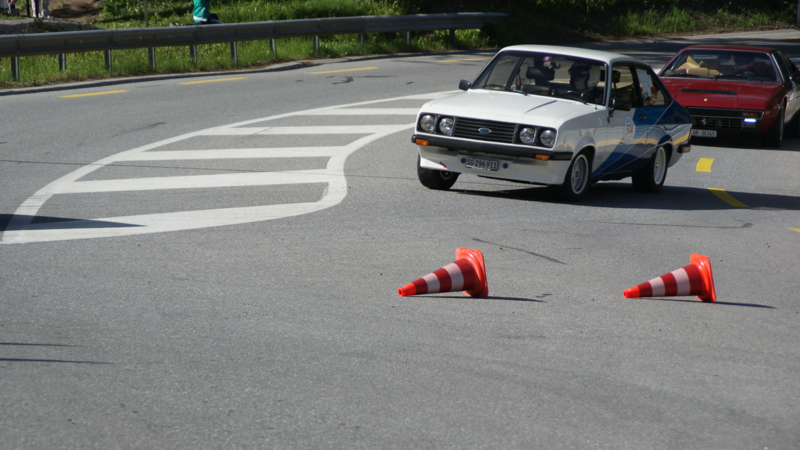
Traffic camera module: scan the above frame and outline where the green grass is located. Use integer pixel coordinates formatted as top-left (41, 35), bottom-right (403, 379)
top-left (0, 0), bottom-right (794, 88)
top-left (0, 29), bottom-right (487, 88)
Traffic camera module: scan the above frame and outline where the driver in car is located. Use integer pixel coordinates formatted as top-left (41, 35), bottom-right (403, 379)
top-left (733, 53), bottom-right (756, 75)
top-left (568, 63), bottom-right (604, 104)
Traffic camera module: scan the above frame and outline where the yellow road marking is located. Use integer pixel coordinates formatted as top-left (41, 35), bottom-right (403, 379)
top-left (790, 228), bottom-right (800, 233)
top-left (607, 47), bottom-right (652, 52)
top-left (439, 57), bottom-right (492, 62)
top-left (728, 38), bottom-right (800, 43)
top-left (708, 188), bottom-right (748, 208)
top-left (180, 77), bottom-right (246, 85)
top-left (696, 158), bottom-right (714, 172)
top-left (60, 90), bottom-right (128, 98)
top-left (309, 67), bottom-right (378, 75)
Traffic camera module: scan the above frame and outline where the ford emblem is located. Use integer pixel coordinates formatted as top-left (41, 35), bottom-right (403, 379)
top-left (478, 128), bottom-right (492, 134)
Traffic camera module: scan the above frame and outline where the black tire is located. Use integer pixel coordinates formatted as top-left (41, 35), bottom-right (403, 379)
top-left (632, 145), bottom-right (668, 193)
top-left (417, 154), bottom-right (459, 190)
top-left (549, 151), bottom-right (591, 201)
top-left (763, 103), bottom-right (785, 148)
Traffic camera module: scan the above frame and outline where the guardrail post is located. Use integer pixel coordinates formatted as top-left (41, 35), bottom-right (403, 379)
top-left (189, 45), bottom-right (197, 64)
top-left (11, 56), bottom-right (19, 81)
top-left (104, 50), bottom-right (112, 71)
top-left (405, 31), bottom-right (410, 47)
top-left (449, 29), bottom-right (455, 46)
top-left (358, 33), bottom-right (364, 47)
top-left (269, 39), bottom-right (276, 58)
top-left (797, 0), bottom-right (800, 25)
top-left (58, 53), bottom-right (66, 73)
top-left (148, 47), bottom-right (156, 70)
top-left (230, 41), bottom-right (238, 65)
top-left (313, 36), bottom-right (319, 53)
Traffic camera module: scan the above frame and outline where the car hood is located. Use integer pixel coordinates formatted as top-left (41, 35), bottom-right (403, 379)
top-left (662, 78), bottom-right (780, 110)
top-left (420, 90), bottom-right (600, 127)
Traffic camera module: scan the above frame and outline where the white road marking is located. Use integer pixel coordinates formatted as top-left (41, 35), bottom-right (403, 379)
top-left (299, 108), bottom-right (420, 115)
top-left (53, 170), bottom-right (339, 194)
top-left (116, 147), bottom-right (351, 161)
top-left (2, 91), bottom-right (458, 244)
top-left (202, 124), bottom-right (412, 136)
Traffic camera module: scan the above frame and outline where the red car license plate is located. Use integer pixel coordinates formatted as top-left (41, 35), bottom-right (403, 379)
top-left (691, 129), bottom-right (717, 138)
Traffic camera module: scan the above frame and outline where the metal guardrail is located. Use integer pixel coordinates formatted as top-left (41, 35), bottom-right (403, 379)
top-left (0, 12), bottom-right (506, 81)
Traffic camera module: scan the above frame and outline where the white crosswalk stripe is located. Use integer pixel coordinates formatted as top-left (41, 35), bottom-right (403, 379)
top-left (2, 91), bottom-right (457, 244)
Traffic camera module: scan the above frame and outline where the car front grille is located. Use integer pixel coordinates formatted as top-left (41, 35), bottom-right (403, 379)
top-left (691, 116), bottom-right (743, 129)
top-left (453, 118), bottom-right (517, 143)
top-left (687, 107), bottom-right (761, 130)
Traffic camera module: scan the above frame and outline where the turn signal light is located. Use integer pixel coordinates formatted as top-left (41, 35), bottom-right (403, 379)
top-left (415, 138), bottom-right (429, 146)
top-left (534, 154), bottom-right (550, 161)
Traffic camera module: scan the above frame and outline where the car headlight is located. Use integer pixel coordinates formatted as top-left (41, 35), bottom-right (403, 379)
top-left (519, 127), bottom-right (536, 145)
top-left (539, 129), bottom-right (556, 148)
top-left (439, 117), bottom-right (455, 135)
top-left (419, 114), bottom-right (436, 133)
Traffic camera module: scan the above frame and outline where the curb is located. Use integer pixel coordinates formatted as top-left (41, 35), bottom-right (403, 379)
top-left (0, 48), bottom-right (498, 96)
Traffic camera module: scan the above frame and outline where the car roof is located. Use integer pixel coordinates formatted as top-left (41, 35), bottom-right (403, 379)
top-left (676, 44), bottom-right (777, 54)
top-left (498, 44), bottom-right (646, 66)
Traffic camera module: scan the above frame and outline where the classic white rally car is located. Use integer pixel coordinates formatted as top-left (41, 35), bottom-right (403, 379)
top-left (412, 45), bottom-right (693, 200)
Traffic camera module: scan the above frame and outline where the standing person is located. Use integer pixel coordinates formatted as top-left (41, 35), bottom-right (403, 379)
top-left (31, 0), bottom-right (49, 17)
top-left (193, 0), bottom-right (221, 24)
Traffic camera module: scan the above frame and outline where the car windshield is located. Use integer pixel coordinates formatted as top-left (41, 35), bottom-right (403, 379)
top-left (661, 50), bottom-right (778, 82)
top-left (472, 51), bottom-right (608, 105)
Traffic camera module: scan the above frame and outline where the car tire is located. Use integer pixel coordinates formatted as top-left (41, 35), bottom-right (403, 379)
top-left (632, 145), bottom-right (668, 193)
top-left (417, 154), bottom-right (459, 190)
top-left (549, 150), bottom-right (590, 201)
top-left (763, 103), bottom-right (785, 148)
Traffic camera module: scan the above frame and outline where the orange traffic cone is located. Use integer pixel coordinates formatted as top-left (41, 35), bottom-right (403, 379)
top-left (624, 253), bottom-right (716, 303)
top-left (398, 247), bottom-right (489, 298)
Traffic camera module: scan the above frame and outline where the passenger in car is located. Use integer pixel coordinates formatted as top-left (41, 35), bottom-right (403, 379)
top-left (568, 63), bottom-right (604, 104)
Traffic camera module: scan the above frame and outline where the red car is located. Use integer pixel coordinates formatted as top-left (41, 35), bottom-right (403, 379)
top-left (658, 45), bottom-right (800, 147)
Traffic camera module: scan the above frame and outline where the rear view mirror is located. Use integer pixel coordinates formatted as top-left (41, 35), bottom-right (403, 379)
top-left (459, 79), bottom-right (471, 91)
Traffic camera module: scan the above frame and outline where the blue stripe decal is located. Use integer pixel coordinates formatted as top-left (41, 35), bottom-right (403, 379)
top-left (593, 103), bottom-right (673, 177)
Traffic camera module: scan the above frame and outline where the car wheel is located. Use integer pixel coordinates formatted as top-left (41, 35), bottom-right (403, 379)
top-left (632, 145), bottom-right (668, 193)
top-left (763, 103), bottom-right (785, 148)
top-left (417, 154), bottom-right (459, 190)
top-left (549, 151), bottom-right (590, 201)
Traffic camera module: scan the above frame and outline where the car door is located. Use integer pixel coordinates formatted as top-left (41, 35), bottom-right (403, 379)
top-left (774, 51), bottom-right (800, 121)
top-left (634, 65), bottom-right (672, 160)
top-left (593, 64), bottom-right (645, 179)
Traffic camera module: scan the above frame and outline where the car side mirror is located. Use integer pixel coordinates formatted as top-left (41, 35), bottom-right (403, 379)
top-left (611, 98), bottom-right (631, 111)
top-left (459, 79), bottom-right (471, 91)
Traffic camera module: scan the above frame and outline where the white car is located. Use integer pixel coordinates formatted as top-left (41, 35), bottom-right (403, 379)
top-left (412, 45), bottom-right (693, 200)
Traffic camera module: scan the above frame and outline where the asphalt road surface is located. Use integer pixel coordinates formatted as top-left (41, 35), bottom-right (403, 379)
top-left (1, 29), bottom-right (799, 449)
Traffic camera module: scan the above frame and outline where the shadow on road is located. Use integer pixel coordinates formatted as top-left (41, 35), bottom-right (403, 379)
top-left (632, 297), bottom-right (776, 308)
top-left (0, 214), bottom-right (141, 233)
top-left (453, 184), bottom-right (800, 212)
top-left (412, 295), bottom-right (547, 303)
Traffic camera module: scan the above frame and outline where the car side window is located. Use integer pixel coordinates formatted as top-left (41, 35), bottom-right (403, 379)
top-left (774, 53), bottom-right (791, 82)
top-left (774, 52), bottom-right (799, 84)
top-left (635, 67), bottom-right (668, 107)
top-left (611, 65), bottom-right (642, 107)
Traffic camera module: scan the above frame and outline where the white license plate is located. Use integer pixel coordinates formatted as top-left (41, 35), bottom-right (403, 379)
top-left (692, 129), bottom-right (717, 138)
top-left (463, 157), bottom-right (499, 171)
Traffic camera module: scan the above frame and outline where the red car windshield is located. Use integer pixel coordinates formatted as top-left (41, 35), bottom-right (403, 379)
top-left (661, 50), bottom-right (778, 83)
